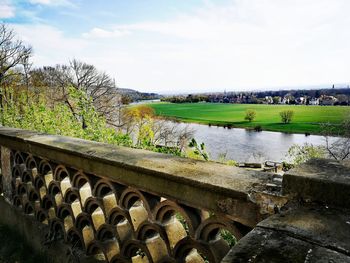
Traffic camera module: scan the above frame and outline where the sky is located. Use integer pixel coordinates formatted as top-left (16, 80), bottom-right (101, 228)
top-left (0, 0), bottom-right (349, 94)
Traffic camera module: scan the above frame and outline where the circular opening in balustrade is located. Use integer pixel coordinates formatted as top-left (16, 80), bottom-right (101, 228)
top-left (29, 190), bottom-right (39, 202)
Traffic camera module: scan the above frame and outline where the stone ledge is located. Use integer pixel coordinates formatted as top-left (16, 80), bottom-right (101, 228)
top-left (283, 159), bottom-right (350, 208)
top-left (0, 127), bottom-right (284, 227)
top-left (223, 204), bottom-right (350, 263)
top-left (258, 204), bottom-right (350, 255)
top-left (222, 227), bottom-right (350, 263)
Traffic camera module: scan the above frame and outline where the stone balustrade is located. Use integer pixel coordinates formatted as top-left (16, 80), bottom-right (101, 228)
top-left (0, 127), bottom-right (286, 263)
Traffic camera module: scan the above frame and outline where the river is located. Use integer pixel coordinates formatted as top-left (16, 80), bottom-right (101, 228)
top-left (171, 122), bottom-right (334, 162)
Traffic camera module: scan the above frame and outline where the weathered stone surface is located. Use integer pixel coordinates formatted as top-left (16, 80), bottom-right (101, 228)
top-left (283, 159), bottom-right (350, 208)
top-left (258, 204), bottom-right (350, 255)
top-left (223, 203), bottom-right (350, 263)
top-left (0, 146), bottom-right (12, 200)
top-left (222, 227), bottom-right (350, 263)
top-left (3, 127), bottom-right (350, 263)
top-left (0, 196), bottom-right (99, 263)
top-left (0, 127), bottom-right (285, 227)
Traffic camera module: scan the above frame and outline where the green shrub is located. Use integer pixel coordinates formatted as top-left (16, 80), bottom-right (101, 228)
top-left (244, 109), bottom-right (256, 122)
top-left (279, 110), bottom-right (294, 124)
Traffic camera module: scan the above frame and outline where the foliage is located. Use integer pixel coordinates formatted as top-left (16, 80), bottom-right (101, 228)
top-left (0, 88), bottom-right (132, 147)
top-left (272, 96), bottom-right (280, 104)
top-left (32, 59), bottom-right (121, 126)
top-left (244, 109), bottom-right (256, 122)
top-left (220, 229), bottom-right (236, 247)
top-left (175, 213), bottom-right (189, 235)
top-left (150, 103), bottom-right (350, 135)
top-left (217, 152), bottom-right (237, 166)
top-left (282, 161), bottom-right (294, 171)
top-left (124, 105), bottom-right (156, 147)
top-left (226, 160), bottom-right (238, 166)
top-left (126, 105), bottom-right (155, 119)
top-left (287, 143), bottom-right (326, 165)
top-left (279, 110), bottom-right (294, 124)
top-left (187, 138), bottom-right (209, 161)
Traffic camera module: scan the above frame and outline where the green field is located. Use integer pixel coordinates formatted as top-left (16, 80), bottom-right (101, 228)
top-left (150, 103), bottom-right (350, 135)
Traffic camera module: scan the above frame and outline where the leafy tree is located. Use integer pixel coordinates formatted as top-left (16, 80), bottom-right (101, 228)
top-left (244, 109), bottom-right (256, 122)
top-left (272, 96), bottom-right (280, 104)
top-left (279, 110), bottom-right (294, 124)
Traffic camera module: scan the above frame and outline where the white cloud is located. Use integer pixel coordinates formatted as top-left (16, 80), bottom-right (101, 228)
top-left (29, 0), bottom-right (76, 8)
top-left (0, 0), bottom-right (15, 18)
top-left (13, 24), bottom-right (87, 65)
top-left (82, 27), bottom-right (130, 39)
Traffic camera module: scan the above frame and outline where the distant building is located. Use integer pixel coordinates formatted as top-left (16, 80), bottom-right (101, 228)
top-left (282, 93), bottom-right (295, 104)
top-left (295, 96), bottom-right (309, 105)
top-left (309, 98), bottom-right (319, 105)
top-left (281, 97), bottom-right (289, 104)
top-left (265, 96), bottom-right (273, 104)
top-left (319, 95), bottom-right (338, 106)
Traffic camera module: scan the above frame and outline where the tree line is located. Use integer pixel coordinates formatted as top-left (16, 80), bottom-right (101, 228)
top-left (162, 87), bottom-right (350, 105)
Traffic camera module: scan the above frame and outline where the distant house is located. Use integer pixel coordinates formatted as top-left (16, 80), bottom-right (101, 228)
top-left (265, 96), bottom-right (273, 104)
top-left (309, 98), bottom-right (319, 105)
top-left (295, 97), bottom-right (306, 105)
top-left (319, 95), bottom-right (338, 106)
top-left (281, 97), bottom-right (289, 104)
top-left (223, 96), bottom-right (230, 103)
top-left (282, 93), bottom-right (295, 104)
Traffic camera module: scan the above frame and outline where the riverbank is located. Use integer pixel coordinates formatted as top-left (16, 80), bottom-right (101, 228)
top-left (150, 103), bottom-right (350, 135)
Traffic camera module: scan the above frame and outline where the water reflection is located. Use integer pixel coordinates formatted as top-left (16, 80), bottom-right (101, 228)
top-left (172, 122), bottom-right (334, 162)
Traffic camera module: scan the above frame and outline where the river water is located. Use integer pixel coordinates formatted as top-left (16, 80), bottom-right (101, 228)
top-left (172, 122), bottom-right (333, 162)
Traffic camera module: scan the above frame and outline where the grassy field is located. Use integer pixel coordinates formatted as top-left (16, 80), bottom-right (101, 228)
top-left (150, 103), bottom-right (350, 135)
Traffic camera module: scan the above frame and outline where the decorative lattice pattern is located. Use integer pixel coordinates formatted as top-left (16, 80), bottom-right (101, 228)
top-left (8, 151), bottom-right (251, 262)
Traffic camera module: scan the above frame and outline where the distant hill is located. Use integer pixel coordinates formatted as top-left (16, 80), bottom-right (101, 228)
top-left (117, 88), bottom-right (161, 102)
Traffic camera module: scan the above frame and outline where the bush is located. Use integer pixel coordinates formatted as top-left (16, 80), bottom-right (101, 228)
top-left (287, 143), bottom-right (326, 165)
top-left (244, 109), bottom-right (256, 122)
top-left (280, 110), bottom-right (294, 124)
top-left (0, 88), bottom-right (133, 147)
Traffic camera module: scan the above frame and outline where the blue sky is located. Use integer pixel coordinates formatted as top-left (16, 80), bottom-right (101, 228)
top-left (1, 0), bottom-right (350, 94)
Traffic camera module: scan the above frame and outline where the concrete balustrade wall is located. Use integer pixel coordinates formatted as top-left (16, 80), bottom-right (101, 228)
top-left (0, 127), bottom-right (287, 263)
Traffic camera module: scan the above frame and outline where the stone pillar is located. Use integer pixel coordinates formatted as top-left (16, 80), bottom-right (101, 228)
top-left (1, 146), bottom-right (12, 201)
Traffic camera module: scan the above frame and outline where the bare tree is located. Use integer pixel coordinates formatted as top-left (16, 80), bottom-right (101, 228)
top-left (33, 59), bottom-right (121, 127)
top-left (0, 24), bottom-right (32, 86)
top-left (322, 114), bottom-right (350, 160)
top-left (0, 23), bottom-right (32, 122)
top-left (152, 119), bottom-right (194, 151)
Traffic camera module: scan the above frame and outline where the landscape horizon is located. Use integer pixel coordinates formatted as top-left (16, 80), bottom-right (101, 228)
top-left (0, 1), bottom-right (349, 262)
